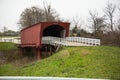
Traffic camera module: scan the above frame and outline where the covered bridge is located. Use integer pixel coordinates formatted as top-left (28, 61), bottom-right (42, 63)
top-left (20, 22), bottom-right (70, 59)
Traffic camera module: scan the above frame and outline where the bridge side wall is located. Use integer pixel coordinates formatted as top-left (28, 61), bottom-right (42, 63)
top-left (20, 23), bottom-right (41, 48)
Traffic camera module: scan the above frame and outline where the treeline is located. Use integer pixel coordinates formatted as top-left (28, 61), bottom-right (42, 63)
top-left (70, 26), bottom-right (120, 47)
top-left (0, 27), bottom-right (19, 36)
top-left (70, 2), bottom-right (120, 47)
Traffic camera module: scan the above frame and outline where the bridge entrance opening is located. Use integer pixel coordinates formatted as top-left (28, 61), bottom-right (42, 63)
top-left (42, 25), bottom-right (65, 56)
top-left (43, 25), bottom-right (66, 38)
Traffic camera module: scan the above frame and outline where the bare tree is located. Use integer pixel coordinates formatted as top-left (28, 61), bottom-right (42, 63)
top-left (72, 16), bottom-right (82, 28)
top-left (104, 2), bottom-right (116, 31)
top-left (89, 10), bottom-right (106, 32)
top-left (71, 16), bottom-right (83, 36)
top-left (117, 8), bottom-right (120, 31)
top-left (117, 8), bottom-right (120, 46)
top-left (89, 10), bottom-right (98, 32)
top-left (2, 26), bottom-right (8, 33)
top-left (18, 2), bottom-right (60, 29)
top-left (88, 10), bottom-right (107, 39)
top-left (95, 17), bottom-right (106, 31)
top-left (18, 6), bottom-right (44, 29)
top-left (1, 26), bottom-right (8, 36)
top-left (43, 1), bottom-right (60, 22)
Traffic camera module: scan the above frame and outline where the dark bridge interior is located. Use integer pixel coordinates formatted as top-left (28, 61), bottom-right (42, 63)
top-left (43, 25), bottom-right (65, 37)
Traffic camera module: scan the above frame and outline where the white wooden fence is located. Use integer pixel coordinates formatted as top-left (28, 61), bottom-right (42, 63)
top-left (42, 36), bottom-right (100, 46)
top-left (0, 37), bottom-right (21, 44)
top-left (0, 36), bottom-right (100, 46)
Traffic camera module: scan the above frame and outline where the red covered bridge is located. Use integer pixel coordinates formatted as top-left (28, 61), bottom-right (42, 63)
top-left (20, 22), bottom-right (70, 59)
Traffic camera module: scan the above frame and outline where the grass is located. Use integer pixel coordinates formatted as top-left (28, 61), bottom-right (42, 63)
top-left (0, 46), bottom-right (120, 79)
top-left (0, 42), bottom-right (17, 51)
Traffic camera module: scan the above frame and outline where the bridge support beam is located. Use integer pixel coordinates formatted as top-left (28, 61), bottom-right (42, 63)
top-left (45, 46), bottom-right (47, 57)
top-left (50, 45), bottom-right (52, 56)
top-left (37, 48), bottom-right (41, 60)
top-left (20, 48), bottom-right (23, 56)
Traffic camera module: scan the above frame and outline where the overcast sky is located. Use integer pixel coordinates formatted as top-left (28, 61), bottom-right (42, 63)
top-left (0, 0), bottom-right (120, 31)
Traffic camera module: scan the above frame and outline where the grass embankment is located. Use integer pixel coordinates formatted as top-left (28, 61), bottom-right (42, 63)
top-left (0, 42), bottom-right (17, 51)
top-left (0, 46), bottom-right (120, 79)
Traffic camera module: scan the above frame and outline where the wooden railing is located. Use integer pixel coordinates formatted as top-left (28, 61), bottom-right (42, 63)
top-left (42, 36), bottom-right (100, 46)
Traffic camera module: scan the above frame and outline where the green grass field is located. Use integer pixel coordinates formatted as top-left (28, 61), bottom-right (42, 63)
top-left (0, 42), bottom-right (17, 51)
top-left (0, 46), bottom-right (120, 79)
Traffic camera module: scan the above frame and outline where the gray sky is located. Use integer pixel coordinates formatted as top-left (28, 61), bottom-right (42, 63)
top-left (0, 0), bottom-right (120, 31)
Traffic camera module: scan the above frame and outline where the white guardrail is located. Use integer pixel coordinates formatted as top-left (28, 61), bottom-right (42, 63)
top-left (42, 36), bottom-right (100, 46)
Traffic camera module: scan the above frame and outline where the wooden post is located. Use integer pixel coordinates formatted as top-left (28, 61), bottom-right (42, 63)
top-left (47, 45), bottom-right (50, 56)
top-left (45, 46), bottom-right (47, 57)
top-left (37, 48), bottom-right (41, 60)
top-left (20, 48), bottom-right (23, 56)
top-left (50, 45), bottom-right (52, 56)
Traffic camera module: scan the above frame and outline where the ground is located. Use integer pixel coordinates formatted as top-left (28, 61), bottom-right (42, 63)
top-left (0, 43), bottom-right (120, 79)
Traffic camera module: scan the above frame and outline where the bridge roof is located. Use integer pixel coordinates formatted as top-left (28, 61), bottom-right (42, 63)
top-left (21, 22), bottom-right (70, 32)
